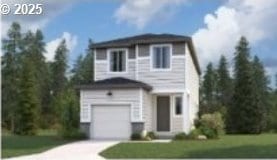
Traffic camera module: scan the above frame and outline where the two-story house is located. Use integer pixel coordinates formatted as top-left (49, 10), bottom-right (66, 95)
top-left (78, 34), bottom-right (201, 139)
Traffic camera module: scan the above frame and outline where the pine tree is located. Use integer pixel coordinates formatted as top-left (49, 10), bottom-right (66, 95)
top-left (51, 39), bottom-right (68, 121)
top-left (217, 55), bottom-right (233, 107)
top-left (21, 30), bottom-right (52, 127)
top-left (58, 88), bottom-right (80, 138)
top-left (71, 54), bottom-right (84, 85)
top-left (252, 56), bottom-right (268, 131)
top-left (227, 37), bottom-right (260, 134)
top-left (82, 39), bottom-right (94, 83)
top-left (71, 39), bottom-right (94, 85)
top-left (51, 39), bottom-right (68, 96)
top-left (16, 57), bottom-right (39, 135)
top-left (2, 22), bottom-right (22, 132)
top-left (275, 73), bottom-right (277, 93)
top-left (200, 63), bottom-right (218, 114)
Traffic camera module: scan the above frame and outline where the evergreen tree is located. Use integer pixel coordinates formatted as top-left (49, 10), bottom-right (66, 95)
top-left (71, 39), bottom-right (94, 85)
top-left (58, 88), bottom-right (80, 138)
top-left (21, 30), bottom-right (52, 127)
top-left (227, 37), bottom-right (260, 134)
top-left (81, 39), bottom-right (94, 83)
top-left (15, 57), bottom-right (39, 135)
top-left (51, 39), bottom-right (68, 96)
top-left (51, 39), bottom-right (68, 121)
top-left (71, 54), bottom-right (84, 85)
top-left (217, 55), bottom-right (233, 107)
top-left (275, 73), bottom-right (277, 93)
top-left (201, 63), bottom-right (218, 112)
top-left (2, 22), bottom-right (22, 131)
top-left (252, 56), bottom-right (268, 131)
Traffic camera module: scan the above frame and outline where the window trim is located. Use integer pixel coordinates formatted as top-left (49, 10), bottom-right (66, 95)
top-left (107, 48), bottom-right (128, 73)
top-left (173, 95), bottom-right (183, 117)
top-left (150, 44), bottom-right (172, 71)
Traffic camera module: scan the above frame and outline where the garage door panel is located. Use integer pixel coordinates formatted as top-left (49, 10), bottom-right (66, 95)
top-left (91, 105), bottom-right (131, 139)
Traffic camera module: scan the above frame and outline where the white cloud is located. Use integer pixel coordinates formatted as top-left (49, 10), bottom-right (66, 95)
top-left (192, 0), bottom-right (277, 68)
top-left (114, 0), bottom-right (187, 29)
top-left (45, 32), bottom-right (78, 62)
top-left (1, 0), bottom-right (78, 34)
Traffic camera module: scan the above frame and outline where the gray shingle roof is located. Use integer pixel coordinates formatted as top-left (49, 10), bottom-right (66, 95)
top-left (91, 33), bottom-right (201, 74)
top-left (91, 33), bottom-right (191, 48)
top-left (76, 77), bottom-right (152, 91)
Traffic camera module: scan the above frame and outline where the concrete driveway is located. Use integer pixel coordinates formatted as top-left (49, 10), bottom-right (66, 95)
top-left (5, 140), bottom-right (119, 160)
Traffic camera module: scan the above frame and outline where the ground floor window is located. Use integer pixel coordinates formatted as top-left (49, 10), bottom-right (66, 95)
top-left (174, 96), bottom-right (182, 116)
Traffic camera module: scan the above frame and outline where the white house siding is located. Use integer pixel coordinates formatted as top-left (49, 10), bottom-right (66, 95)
top-left (142, 90), bottom-right (153, 131)
top-left (185, 44), bottom-right (200, 128)
top-left (80, 89), bottom-right (141, 122)
top-left (171, 117), bottom-right (183, 133)
top-left (137, 58), bottom-right (185, 91)
top-left (94, 47), bottom-right (136, 81)
top-left (95, 60), bottom-right (136, 80)
top-left (170, 95), bottom-right (184, 133)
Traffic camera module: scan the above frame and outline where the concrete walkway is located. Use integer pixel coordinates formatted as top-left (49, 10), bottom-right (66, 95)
top-left (5, 140), bottom-right (119, 160)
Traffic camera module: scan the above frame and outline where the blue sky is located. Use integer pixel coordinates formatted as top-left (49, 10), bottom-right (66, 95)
top-left (43, 0), bottom-right (222, 62)
top-left (2, 0), bottom-right (277, 87)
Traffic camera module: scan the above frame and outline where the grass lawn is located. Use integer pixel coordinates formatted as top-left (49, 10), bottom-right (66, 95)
top-left (2, 130), bottom-right (74, 158)
top-left (101, 134), bottom-right (277, 159)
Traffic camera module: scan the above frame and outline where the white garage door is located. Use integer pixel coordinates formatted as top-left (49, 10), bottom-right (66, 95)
top-left (91, 105), bottom-right (131, 140)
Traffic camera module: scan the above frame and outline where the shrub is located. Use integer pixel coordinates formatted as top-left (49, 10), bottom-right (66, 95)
top-left (200, 112), bottom-right (224, 133)
top-left (197, 112), bottom-right (224, 139)
top-left (187, 128), bottom-right (201, 140)
top-left (173, 132), bottom-right (187, 140)
top-left (131, 133), bottom-right (142, 140)
top-left (199, 126), bottom-right (217, 139)
top-left (147, 132), bottom-right (157, 139)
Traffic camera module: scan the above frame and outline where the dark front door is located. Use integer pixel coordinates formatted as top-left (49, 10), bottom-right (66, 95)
top-left (157, 96), bottom-right (170, 131)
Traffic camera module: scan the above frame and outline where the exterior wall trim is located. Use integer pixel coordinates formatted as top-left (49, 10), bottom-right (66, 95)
top-left (93, 49), bottom-right (96, 81)
top-left (151, 89), bottom-right (185, 94)
top-left (95, 60), bottom-right (107, 63)
top-left (139, 88), bottom-right (143, 121)
top-left (135, 44), bottom-right (139, 80)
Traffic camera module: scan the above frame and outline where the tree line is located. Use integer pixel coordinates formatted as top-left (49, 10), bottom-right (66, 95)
top-left (200, 37), bottom-right (277, 134)
top-left (2, 22), bottom-right (277, 136)
top-left (2, 22), bottom-right (93, 136)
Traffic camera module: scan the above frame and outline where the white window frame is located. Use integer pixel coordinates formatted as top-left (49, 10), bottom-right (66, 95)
top-left (107, 48), bottom-right (128, 73)
top-left (173, 95), bottom-right (183, 117)
top-left (150, 44), bottom-right (172, 71)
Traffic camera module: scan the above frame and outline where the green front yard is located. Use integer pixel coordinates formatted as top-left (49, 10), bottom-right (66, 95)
top-left (101, 134), bottom-right (277, 159)
top-left (2, 130), bottom-right (74, 158)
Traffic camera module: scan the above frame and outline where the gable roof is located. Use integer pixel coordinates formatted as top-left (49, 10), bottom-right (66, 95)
top-left (76, 77), bottom-right (152, 91)
top-left (91, 33), bottom-right (201, 75)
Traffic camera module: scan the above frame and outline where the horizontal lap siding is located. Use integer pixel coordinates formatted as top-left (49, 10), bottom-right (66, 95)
top-left (138, 58), bottom-right (185, 90)
top-left (80, 89), bottom-right (140, 122)
top-left (186, 45), bottom-right (199, 124)
top-left (171, 117), bottom-right (183, 133)
top-left (95, 60), bottom-right (136, 80)
top-left (143, 90), bottom-right (153, 131)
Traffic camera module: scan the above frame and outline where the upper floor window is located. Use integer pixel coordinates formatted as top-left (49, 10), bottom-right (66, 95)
top-left (109, 49), bottom-right (127, 72)
top-left (151, 45), bottom-right (171, 70)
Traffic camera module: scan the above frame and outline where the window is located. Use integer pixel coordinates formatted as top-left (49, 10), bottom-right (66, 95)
top-left (175, 96), bottom-right (182, 115)
top-left (109, 49), bottom-right (126, 72)
top-left (152, 45), bottom-right (171, 69)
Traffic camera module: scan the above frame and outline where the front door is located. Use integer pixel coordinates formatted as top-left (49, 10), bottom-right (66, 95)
top-left (157, 96), bottom-right (170, 131)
